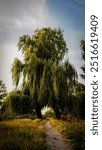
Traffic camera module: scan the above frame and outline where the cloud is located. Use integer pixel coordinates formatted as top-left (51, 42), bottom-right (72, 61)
top-left (0, 0), bottom-right (56, 44)
top-left (0, 0), bottom-right (85, 91)
top-left (0, 0), bottom-right (57, 91)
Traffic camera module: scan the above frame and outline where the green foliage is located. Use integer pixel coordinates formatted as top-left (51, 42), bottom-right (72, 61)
top-left (0, 80), bottom-right (7, 101)
top-left (11, 27), bottom-right (77, 118)
top-left (75, 82), bottom-right (85, 92)
top-left (11, 58), bottom-right (23, 87)
top-left (1, 91), bottom-right (31, 116)
top-left (72, 92), bottom-right (85, 119)
top-left (43, 109), bottom-right (55, 118)
top-left (77, 92), bottom-right (85, 119)
top-left (64, 60), bottom-right (78, 82)
top-left (1, 98), bottom-right (9, 115)
top-left (66, 122), bottom-right (85, 150)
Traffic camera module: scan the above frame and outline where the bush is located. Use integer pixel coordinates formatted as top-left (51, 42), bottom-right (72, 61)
top-left (43, 109), bottom-right (55, 118)
top-left (1, 91), bottom-right (32, 117)
top-left (66, 122), bottom-right (85, 150)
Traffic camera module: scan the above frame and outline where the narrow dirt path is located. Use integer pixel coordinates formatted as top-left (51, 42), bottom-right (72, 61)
top-left (45, 121), bottom-right (72, 150)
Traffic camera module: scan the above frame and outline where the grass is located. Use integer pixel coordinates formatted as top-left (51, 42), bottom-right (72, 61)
top-left (0, 116), bottom-right (85, 150)
top-left (50, 117), bottom-right (85, 150)
top-left (0, 119), bottom-right (47, 150)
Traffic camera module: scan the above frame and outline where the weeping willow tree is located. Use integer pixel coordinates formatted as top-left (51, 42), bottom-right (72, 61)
top-left (11, 27), bottom-right (77, 118)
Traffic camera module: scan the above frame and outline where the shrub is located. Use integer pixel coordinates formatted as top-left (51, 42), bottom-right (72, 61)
top-left (66, 122), bottom-right (85, 150)
top-left (1, 91), bottom-right (32, 117)
top-left (43, 109), bottom-right (55, 118)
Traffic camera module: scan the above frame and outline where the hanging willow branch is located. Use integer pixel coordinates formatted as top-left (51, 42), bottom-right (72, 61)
top-left (11, 58), bottom-right (23, 88)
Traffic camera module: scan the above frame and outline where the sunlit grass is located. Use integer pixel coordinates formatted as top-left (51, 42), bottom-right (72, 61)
top-left (0, 117), bottom-right (85, 150)
top-left (0, 119), bottom-right (47, 150)
top-left (50, 117), bottom-right (85, 150)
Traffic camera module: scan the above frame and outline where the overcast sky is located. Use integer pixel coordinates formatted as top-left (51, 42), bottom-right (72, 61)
top-left (0, 0), bottom-right (85, 91)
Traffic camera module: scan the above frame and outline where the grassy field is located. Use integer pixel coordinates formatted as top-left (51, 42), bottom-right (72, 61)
top-left (50, 117), bottom-right (85, 150)
top-left (0, 119), bottom-right (47, 150)
top-left (0, 117), bottom-right (84, 150)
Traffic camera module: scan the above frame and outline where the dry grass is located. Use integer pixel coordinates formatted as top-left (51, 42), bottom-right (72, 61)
top-left (0, 117), bottom-right (85, 150)
top-left (50, 118), bottom-right (85, 150)
top-left (0, 119), bottom-right (47, 150)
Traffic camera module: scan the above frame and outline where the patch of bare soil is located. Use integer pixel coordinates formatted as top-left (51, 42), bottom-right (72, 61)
top-left (45, 121), bottom-right (72, 150)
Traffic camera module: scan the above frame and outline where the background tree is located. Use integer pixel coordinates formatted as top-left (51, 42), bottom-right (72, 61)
top-left (72, 81), bottom-right (85, 119)
top-left (11, 27), bottom-right (77, 118)
top-left (0, 80), bottom-right (7, 106)
top-left (78, 40), bottom-right (85, 118)
top-left (80, 40), bottom-right (85, 79)
top-left (1, 90), bottom-right (32, 118)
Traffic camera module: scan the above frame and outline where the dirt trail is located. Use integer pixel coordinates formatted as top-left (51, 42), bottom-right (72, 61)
top-left (45, 121), bottom-right (72, 150)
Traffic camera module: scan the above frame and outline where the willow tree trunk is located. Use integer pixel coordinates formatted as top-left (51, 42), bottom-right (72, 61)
top-left (35, 103), bottom-right (43, 119)
top-left (55, 109), bottom-right (61, 119)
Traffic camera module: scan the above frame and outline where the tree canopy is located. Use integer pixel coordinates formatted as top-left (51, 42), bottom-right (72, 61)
top-left (11, 27), bottom-right (77, 118)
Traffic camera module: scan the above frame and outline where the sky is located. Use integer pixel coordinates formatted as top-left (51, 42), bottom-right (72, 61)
top-left (0, 0), bottom-right (85, 92)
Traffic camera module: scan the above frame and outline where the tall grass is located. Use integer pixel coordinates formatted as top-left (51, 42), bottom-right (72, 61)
top-left (0, 119), bottom-right (47, 150)
top-left (50, 117), bottom-right (85, 150)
